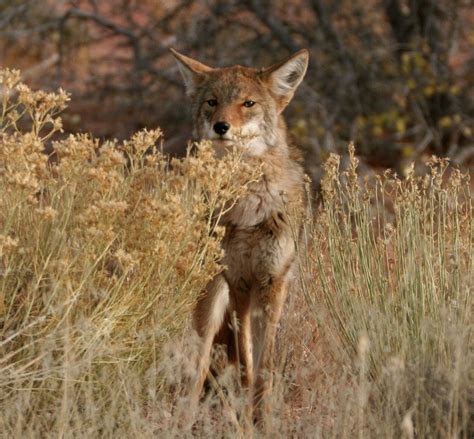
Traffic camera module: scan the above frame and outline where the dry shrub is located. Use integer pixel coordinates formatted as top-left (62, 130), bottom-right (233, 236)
top-left (0, 71), bottom-right (471, 438)
top-left (299, 144), bottom-right (472, 438)
top-left (0, 69), bottom-right (259, 436)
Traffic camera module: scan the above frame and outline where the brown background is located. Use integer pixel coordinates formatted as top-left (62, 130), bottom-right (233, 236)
top-left (1, 0), bottom-right (473, 182)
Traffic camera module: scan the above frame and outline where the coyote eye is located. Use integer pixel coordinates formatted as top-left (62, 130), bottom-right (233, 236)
top-left (206, 99), bottom-right (218, 107)
top-left (243, 100), bottom-right (255, 108)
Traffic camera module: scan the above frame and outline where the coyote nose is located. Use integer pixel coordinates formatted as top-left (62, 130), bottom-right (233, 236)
top-left (213, 121), bottom-right (230, 135)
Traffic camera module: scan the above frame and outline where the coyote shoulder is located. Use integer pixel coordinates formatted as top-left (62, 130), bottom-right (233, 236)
top-left (172, 47), bottom-right (309, 426)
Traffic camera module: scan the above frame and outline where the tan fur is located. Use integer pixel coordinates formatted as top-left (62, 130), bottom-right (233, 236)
top-left (172, 48), bottom-right (309, 427)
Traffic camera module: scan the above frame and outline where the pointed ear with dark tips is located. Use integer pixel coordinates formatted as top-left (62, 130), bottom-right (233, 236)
top-left (261, 49), bottom-right (309, 112)
top-left (170, 48), bottom-right (214, 97)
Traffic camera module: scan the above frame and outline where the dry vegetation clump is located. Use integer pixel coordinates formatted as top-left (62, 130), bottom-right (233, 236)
top-left (298, 144), bottom-right (472, 437)
top-left (0, 71), bottom-right (472, 438)
top-left (0, 69), bottom-right (259, 436)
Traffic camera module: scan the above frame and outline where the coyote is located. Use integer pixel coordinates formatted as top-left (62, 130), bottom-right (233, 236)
top-left (171, 48), bottom-right (308, 425)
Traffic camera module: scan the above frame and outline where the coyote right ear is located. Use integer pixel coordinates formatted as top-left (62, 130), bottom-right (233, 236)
top-left (261, 49), bottom-right (309, 113)
top-left (170, 49), bottom-right (213, 97)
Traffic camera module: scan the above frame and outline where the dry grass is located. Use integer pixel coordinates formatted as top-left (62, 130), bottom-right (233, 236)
top-left (297, 145), bottom-right (472, 437)
top-left (0, 70), bottom-right (472, 438)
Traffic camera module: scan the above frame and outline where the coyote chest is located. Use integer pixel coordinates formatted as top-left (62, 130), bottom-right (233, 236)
top-left (221, 163), bottom-right (303, 292)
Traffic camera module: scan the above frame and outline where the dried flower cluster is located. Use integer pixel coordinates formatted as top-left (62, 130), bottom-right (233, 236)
top-left (0, 70), bottom-right (261, 434)
top-left (301, 143), bottom-right (472, 437)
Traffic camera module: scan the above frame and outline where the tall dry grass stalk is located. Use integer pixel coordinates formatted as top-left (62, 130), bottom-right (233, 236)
top-left (299, 144), bottom-right (472, 437)
top-left (0, 70), bottom-right (471, 437)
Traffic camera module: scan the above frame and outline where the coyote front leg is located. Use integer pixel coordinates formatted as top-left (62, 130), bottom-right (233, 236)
top-left (250, 274), bottom-right (290, 427)
top-left (233, 290), bottom-right (253, 389)
top-left (189, 275), bottom-right (230, 409)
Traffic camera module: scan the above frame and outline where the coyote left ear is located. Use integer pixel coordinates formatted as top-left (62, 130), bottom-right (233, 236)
top-left (261, 49), bottom-right (309, 112)
top-left (170, 48), bottom-right (214, 97)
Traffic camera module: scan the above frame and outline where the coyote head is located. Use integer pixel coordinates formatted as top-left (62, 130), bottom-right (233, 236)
top-left (171, 48), bottom-right (308, 156)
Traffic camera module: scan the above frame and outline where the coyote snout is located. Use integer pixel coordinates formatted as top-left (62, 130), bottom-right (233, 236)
top-left (172, 47), bottom-right (308, 428)
top-left (213, 121), bottom-right (230, 135)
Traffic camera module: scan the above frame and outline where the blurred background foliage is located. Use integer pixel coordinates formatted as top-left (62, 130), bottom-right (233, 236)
top-left (1, 0), bottom-right (473, 183)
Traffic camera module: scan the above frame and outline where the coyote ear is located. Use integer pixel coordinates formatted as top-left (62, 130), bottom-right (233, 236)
top-left (170, 48), bottom-right (213, 97)
top-left (261, 49), bottom-right (309, 112)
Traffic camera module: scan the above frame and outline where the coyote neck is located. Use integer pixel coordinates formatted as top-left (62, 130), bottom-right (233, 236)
top-left (223, 137), bottom-right (303, 229)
